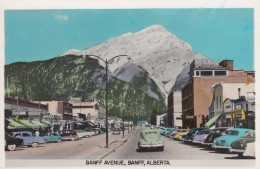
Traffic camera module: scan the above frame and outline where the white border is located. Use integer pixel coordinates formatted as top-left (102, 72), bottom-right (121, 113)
top-left (0, 0), bottom-right (259, 169)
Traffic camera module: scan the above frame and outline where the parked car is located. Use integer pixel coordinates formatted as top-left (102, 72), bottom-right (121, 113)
top-left (173, 129), bottom-right (190, 140)
top-left (5, 133), bottom-right (23, 151)
top-left (44, 133), bottom-right (63, 143)
top-left (202, 127), bottom-right (229, 146)
top-left (243, 142), bottom-right (255, 158)
top-left (179, 131), bottom-right (190, 141)
top-left (138, 129), bottom-right (164, 151)
top-left (229, 130), bottom-right (255, 157)
top-left (168, 130), bottom-right (180, 138)
top-left (183, 128), bottom-right (205, 142)
top-left (192, 129), bottom-right (211, 144)
top-left (212, 128), bottom-right (253, 150)
top-left (160, 128), bottom-right (175, 136)
top-left (92, 128), bottom-right (102, 134)
top-left (11, 131), bottom-right (46, 147)
top-left (59, 130), bottom-right (79, 141)
top-left (76, 130), bottom-right (91, 138)
top-left (112, 128), bottom-right (121, 135)
top-left (164, 128), bottom-right (176, 137)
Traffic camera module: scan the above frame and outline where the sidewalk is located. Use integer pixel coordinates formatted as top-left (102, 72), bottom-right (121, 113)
top-left (98, 127), bottom-right (137, 159)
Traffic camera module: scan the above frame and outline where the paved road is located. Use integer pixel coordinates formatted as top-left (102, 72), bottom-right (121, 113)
top-left (105, 127), bottom-right (249, 160)
top-left (5, 131), bottom-right (132, 159)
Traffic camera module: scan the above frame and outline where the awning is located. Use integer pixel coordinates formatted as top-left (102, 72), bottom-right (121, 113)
top-left (6, 119), bottom-right (25, 128)
top-left (31, 120), bottom-right (47, 127)
top-left (19, 119), bottom-right (39, 127)
top-left (204, 113), bottom-right (222, 127)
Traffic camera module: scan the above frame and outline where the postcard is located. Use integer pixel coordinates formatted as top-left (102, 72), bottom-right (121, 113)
top-left (0, 1), bottom-right (259, 169)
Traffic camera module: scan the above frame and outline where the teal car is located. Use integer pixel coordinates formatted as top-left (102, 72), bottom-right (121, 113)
top-left (212, 128), bottom-right (253, 150)
top-left (44, 133), bottom-right (63, 143)
top-left (138, 129), bottom-right (164, 151)
top-left (160, 128), bottom-right (175, 135)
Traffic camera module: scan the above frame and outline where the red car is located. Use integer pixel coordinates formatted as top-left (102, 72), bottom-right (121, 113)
top-left (59, 130), bottom-right (79, 141)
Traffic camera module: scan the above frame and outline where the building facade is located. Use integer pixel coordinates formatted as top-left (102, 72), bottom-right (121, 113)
top-left (71, 101), bottom-right (106, 121)
top-left (41, 101), bottom-right (73, 120)
top-left (182, 59), bottom-right (255, 129)
top-left (167, 91), bottom-right (182, 127)
top-left (206, 82), bottom-right (255, 128)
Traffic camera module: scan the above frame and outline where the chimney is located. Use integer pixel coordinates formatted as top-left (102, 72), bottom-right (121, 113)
top-left (219, 60), bottom-right (234, 70)
top-left (238, 88), bottom-right (241, 98)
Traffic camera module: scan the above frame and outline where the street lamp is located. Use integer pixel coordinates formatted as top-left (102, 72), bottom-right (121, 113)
top-left (85, 54), bottom-right (130, 148)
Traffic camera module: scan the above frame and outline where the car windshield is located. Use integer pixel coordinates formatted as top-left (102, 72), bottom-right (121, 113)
top-left (244, 131), bottom-right (255, 137)
top-left (145, 131), bottom-right (158, 134)
top-left (225, 130), bottom-right (239, 135)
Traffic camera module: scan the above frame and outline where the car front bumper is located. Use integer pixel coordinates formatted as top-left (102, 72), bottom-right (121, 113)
top-left (212, 145), bottom-right (230, 149)
top-left (139, 144), bottom-right (164, 148)
top-left (229, 148), bottom-right (245, 153)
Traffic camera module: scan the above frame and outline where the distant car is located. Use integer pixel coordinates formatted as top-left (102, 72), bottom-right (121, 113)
top-left (243, 142), bottom-right (255, 158)
top-left (202, 127), bottom-right (229, 146)
top-left (112, 128), bottom-right (121, 135)
top-left (138, 129), bottom-right (164, 151)
top-left (5, 133), bottom-right (23, 151)
top-left (11, 131), bottom-right (46, 147)
top-left (179, 131), bottom-right (190, 141)
top-left (59, 130), bottom-right (79, 141)
top-left (212, 128), bottom-right (253, 150)
top-left (76, 130), bottom-right (91, 138)
top-left (92, 128), bottom-right (102, 134)
top-left (183, 128), bottom-right (205, 142)
top-left (192, 129), bottom-right (211, 144)
top-left (229, 130), bottom-right (255, 157)
top-left (173, 129), bottom-right (190, 140)
top-left (44, 133), bottom-right (63, 143)
top-left (160, 128), bottom-right (175, 136)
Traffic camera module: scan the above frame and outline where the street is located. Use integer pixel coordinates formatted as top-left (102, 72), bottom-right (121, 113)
top-left (6, 127), bottom-right (254, 160)
top-left (5, 132), bottom-right (128, 159)
top-left (105, 127), bottom-right (252, 160)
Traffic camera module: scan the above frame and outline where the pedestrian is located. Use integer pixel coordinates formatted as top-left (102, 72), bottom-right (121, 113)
top-left (35, 130), bottom-right (39, 136)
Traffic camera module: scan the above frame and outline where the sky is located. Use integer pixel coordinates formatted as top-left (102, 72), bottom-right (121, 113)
top-left (5, 9), bottom-right (254, 70)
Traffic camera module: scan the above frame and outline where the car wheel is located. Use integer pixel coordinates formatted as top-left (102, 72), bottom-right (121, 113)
top-left (7, 144), bottom-right (16, 151)
top-left (57, 139), bottom-right (62, 143)
top-left (31, 142), bottom-right (38, 148)
top-left (71, 137), bottom-right (76, 141)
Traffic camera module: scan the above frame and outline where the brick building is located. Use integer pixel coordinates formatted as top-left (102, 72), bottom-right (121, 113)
top-left (182, 59), bottom-right (255, 128)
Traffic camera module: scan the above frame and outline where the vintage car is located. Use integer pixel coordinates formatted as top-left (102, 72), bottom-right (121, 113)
top-left (229, 130), bottom-right (255, 157)
top-left (243, 142), bottom-right (255, 158)
top-left (168, 130), bottom-right (180, 138)
top-left (173, 129), bottom-right (190, 140)
top-left (212, 128), bottom-right (253, 150)
top-left (44, 133), bottom-right (64, 143)
top-left (202, 127), bottom-right (229, 146)
top-left (192, 129), bottom-right (211, 144)
top-left (76, 130), bottom-right (92, 138)
top-left (138, 129), bottom-right (164, 151)
top-left (11, 131), bottom-right (46, 147)
top-left (112, 128), bottom-right (121, 135)
top-left (183, 127), bottom-right (205, 142)
top-left (160, 128), bottom-right (175, 136)
top-left (59, 130), bottom-right (79, 141)
top-left (5, 132), bottom-right (23, 151)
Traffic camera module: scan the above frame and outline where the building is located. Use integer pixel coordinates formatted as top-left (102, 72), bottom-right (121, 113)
top-left (71, 101), bottom-right (106, 121)
top-left (206, 82), bottom-right (255, 128)
top-left (182, 59), bottom-right (255, 128)
top-left (5, 96), bottom-right (48, 118)
top-left (41, 101), bottom-right (73, 120)
top-left (167, 91), bottom-right (182, 127)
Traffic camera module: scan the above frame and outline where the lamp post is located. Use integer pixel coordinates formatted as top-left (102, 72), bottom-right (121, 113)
top-left (85, 54), bottom-right (129, 148)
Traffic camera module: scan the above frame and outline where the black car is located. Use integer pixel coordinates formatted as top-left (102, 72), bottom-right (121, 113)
top-left (5, 133), bottom-right (23, 151)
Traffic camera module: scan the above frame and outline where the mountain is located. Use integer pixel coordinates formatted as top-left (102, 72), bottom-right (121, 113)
top-left (64, 25), bottom-right (210, 97)
top-left (5, 55), bottom-right (166, 120)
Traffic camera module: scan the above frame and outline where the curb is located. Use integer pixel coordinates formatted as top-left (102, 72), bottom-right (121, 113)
top-left (98, 128), bottom-right (137, 159)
